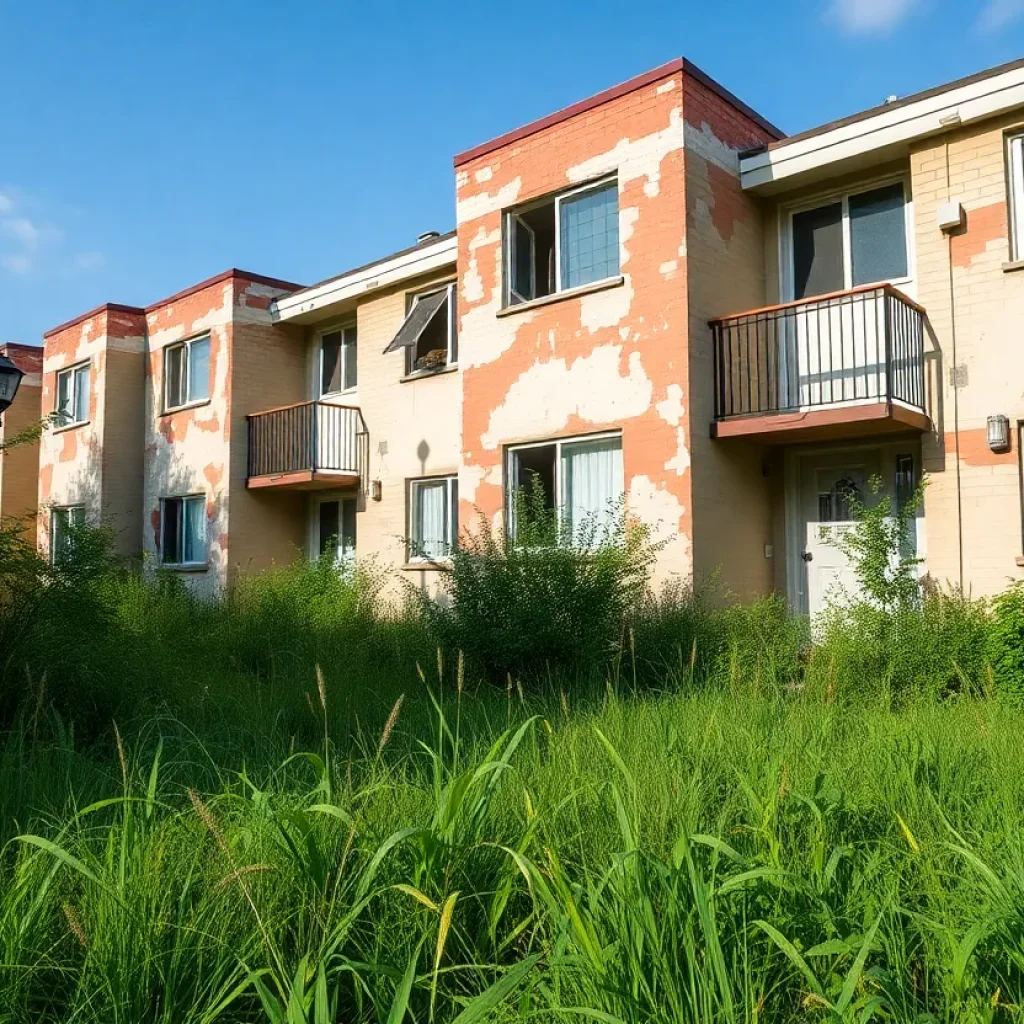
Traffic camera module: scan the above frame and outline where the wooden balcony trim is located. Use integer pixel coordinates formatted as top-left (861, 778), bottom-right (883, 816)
top-left (708, 283), bottom-right (926, 326)
top-left (247, 469), bottom-right (360, 490)
top-left (711, 400), bottom-right (930, 443)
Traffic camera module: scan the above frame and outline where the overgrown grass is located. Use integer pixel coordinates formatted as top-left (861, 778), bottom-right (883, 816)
top-left (4, 519), bottom-right (1024, 1020)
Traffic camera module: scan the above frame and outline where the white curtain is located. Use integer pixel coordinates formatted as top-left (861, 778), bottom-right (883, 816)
top-left (417, 482), bottom-right (447, 559)
top-left (561, 438), bottom-right (623, 544)
top-left (183, 497), bottom-right (207, 564)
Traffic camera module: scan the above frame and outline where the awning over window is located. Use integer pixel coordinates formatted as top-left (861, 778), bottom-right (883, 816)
top-left (383, 288), bottom-right (448, 354)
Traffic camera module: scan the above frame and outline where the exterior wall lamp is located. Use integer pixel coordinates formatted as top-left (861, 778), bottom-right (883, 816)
top-left (0, 352), bottom-right (25, 421)
top-left (987, 414), bottom-right (1011, 453)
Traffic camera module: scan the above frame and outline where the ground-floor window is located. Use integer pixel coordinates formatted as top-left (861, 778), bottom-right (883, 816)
top-left (160, 495), bottom-right (207, 566)
top-left (316, 497), bottom-right (357, 564)
top-left (50, 505), bottom-right (85, 564)
top-left (408, 476), bottom-right (458, 562)
top-left (505, 432), bottom-right (624, 544)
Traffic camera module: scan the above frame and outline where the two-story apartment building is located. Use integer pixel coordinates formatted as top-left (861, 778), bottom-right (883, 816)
top-left (34, 55), bottom-right (1024, 612)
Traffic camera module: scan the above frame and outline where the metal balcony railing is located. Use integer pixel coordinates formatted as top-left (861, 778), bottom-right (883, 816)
top-left (247, 401), bottom-right (368, 482)
top-left (710, 284), bottom-right (927, 421)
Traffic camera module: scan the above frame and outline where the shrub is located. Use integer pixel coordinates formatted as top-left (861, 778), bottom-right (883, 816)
top-left (988, 581), bottom-right (1024, 703)
top-left (426, 492), bottom-right (657, 685)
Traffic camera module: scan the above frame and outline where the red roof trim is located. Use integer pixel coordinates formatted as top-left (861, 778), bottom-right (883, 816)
top-left (143, 268), bottom-right (303, 313)
top-left (452, 58), bottom-right (783, 167)
top-left (43, 303), bottom-right (145, 339)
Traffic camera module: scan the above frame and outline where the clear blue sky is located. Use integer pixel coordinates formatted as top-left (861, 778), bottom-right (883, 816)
top-left (3, 0), bottom-right (1023, 344)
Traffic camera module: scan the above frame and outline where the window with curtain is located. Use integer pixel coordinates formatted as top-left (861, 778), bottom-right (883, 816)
top-left (505, 176), bottom-right (619, 305)
top-left (1008, 134), bottom-right (1024, 260)
top-left (409, 476), bottom-right (458, 562)
top-left (161, 494), bottom-right (207, 566)
top-left (507, 434), bottom-right (624, 545)
top-left (55, 362), bottom-right (90, 425)
top-left (790, 181), bottom-right (909, 300)
top-left (320, 327), bottom-right (357, 394)
top-left (164, 335), bottom-right (210, 410)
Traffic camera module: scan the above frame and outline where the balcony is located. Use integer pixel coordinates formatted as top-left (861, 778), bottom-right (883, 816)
top-left (710, 284), bottom-right (930, 444)
top-left (247, 401), bottom-right (368, 490)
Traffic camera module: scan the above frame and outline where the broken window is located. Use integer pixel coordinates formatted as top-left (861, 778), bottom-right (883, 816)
top-left (505, 177), bottom-right (619, 306)
top-left (383, 282), bottom-right (458, 375)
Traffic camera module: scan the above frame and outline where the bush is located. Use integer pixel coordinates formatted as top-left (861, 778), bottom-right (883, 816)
top-left (425, 493), bottom-right (657, 685)
top-left (989, 581), bottom-right (1024, 703)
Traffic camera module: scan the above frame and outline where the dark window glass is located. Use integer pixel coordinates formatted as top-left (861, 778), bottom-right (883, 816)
top-left (319, 500), bottom-right (340, 557)
top-left (162, 499), bottom-right (181, 563)
top-left (321, 332), bottom-right (342, 394)
top-left (849, 183), bottom-right (908, 286)
top-left (165, 345), bottom-right (187, 409)
top-left (792, 202), bottom-right (844, 300)
top-left (342, 327), bottom-right (357, 391)
top-left (340, 499), bottom-right (357, 556)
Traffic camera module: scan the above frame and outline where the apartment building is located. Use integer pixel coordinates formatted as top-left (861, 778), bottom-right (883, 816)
top-left (34, 55), bottom-right (1024, 611)
top-left (0, 342), bottom-right (43, 526)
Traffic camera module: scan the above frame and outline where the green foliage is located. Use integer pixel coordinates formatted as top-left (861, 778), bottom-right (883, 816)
top-left (989, 580), bottom-right (1024, 703)
top-left (425, 491), bottom-right (657, 684)
top-left (834, 473), bottom-right (925, 612)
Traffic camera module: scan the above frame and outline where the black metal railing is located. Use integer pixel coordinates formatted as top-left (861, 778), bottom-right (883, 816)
top-left (247, 401), bottom-right (368, 482)
top-left (711, 284), bottom-right (927, 420)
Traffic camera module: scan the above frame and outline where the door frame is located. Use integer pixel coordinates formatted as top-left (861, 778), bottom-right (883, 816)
top-left (309, 492), bottom-right (358, 564)
top-left (783, 438), bottom-right (924, 615)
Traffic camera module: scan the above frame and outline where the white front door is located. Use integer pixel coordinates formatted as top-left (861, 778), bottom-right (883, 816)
top-left (799, 451), bottom-right (881, 616)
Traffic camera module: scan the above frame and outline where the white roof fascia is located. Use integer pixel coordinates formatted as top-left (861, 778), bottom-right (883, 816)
top-left (273, 236), bottom-right (458, 321)
top-left (741, 65), bottom-right (1024, 190)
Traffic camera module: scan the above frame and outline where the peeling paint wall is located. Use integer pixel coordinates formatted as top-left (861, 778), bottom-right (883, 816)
top-left (0, 343), bottom-right (43, 527)
top-left (39, 308), bottom-right (146, 559)
top-left (456, 70), bottom-right (694, 584)
top-left (683, 75), bottom-right (777, 599)
top-left (911, 112), bottom-right (1024, 595)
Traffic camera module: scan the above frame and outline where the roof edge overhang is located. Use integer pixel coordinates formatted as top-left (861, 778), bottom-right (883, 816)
top-left (740, 59), bottom-right (1024, 193)
top-left (272, 235), bottom-right (458, 324)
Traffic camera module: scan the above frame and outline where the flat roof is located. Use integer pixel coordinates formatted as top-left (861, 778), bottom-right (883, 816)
top-left (453, 57), bottom-right (784, 167)
top-left (43, 269), bottom-right (302, 339)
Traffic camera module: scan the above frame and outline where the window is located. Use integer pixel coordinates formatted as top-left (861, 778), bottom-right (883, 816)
top-left (1008, 134), bottom-right (1024, 260)
top-left (506, 434), bottom-right (624, 544)
top-left (320, 326), bottom-right (357, 394)
top-left (317, 497), bottom-right (357, 564)
top-left (55, 362), bottom-right (90, 425)
top-left (403, 283), bottom-right (458, 375)
top-left (505, 177), bottom-right (619, 306)
top-left (160, 495), bottom-right (207, 566)
top-left (164, 334), bottom-right (211, 410)
top-left (50, 505), bottom-right (85, 564)
top-left (409, 476), bottom-right (458, 562)
top-left (790, 181), bottom-right (909, 300)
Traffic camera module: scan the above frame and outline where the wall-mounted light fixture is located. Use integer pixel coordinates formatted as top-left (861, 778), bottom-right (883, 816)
top-left (370, 478), bottom-right (383, 502)
top-left (0, 352), bottom-right (25, 420)
top-left (987, 414), bottom-right (1011, 452)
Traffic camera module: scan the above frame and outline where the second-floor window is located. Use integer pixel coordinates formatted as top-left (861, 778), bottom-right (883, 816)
top-left (164, 334), bottom-right (211, 410)
top-left (1007, 133), bottom-right (1024, 261)
top-left (160, 494), bottom-right (207, 567)
top-left (504, 176), bottom-right (620, 306)
top-left (55, 361), bottom-right (90, 426)
top-left (789, 180), bottom-right (909, 300)
top-left (320, 326), bottom-right (357, 394)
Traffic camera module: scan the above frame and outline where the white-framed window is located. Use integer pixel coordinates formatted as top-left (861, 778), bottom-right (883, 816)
top-left (785, 179), bottom-right (911, 301)
top-left (160, 494), bottom-right (207, 566)
top-left (506, 432), bottom-right (624, 544)
top-left (164, 334), bottom-right (211, 410)
top-left (319, 325), bottom-right (357, 395)
top-left (408, 476), bottom-right (458, 562)
top-left (398, 282), bottom-right (458, 375)
top-left (1007, 133), bottom-right (1024, 260)
top-left (315, 496), bottom-right (357, 565)
top-left (50, 505), bottom-right (85, 564)
top-left (504, 176), bottom-right (620, 306)
top-left (55, 362), bottom-right (90, 426)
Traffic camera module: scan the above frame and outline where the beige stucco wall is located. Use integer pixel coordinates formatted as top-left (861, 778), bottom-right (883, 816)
top-left (911, 110), bottom-right (1024, 596)
top-left (684, 75), bottom-right (775, 600)
top-left (300, 265), bottom-right (462, 600)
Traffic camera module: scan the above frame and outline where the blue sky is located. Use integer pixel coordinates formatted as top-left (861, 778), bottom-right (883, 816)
top-left (3, 0), bottom-right (1024, 344)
